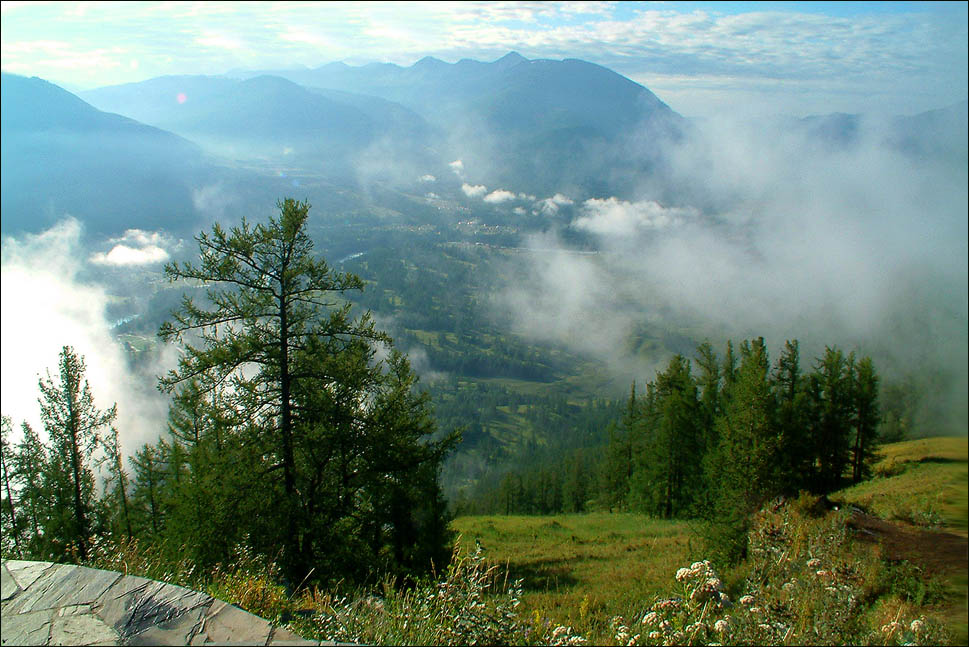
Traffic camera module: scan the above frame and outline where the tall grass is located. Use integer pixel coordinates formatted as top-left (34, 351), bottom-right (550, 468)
top-left (20, 437), bottom-right (966, 645)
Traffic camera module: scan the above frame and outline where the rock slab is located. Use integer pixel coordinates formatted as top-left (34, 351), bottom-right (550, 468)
top-left (1, 560), bottom-right (328, 646)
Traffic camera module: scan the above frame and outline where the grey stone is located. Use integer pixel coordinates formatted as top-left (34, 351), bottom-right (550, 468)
top-left (1, 608), bottom-right (56, 645)
top-left (49, 614), bottom-right (121, 646)
top-left (12, 565), bottom-right (122, 614)
top-left (0, 560), bottom-right (331, 646)
top-left (124, 605), bottom-right (207, 646)
top-left (4, 564), bottom-right (75, 614)
top-left (196, 601), bottom-right (272, 645)
top-left (2, 563), bottom-right (21, 602)
top-left (57, 603), bottom-right (94, 616)
top-left (6, 560), bottom-right (57, 590)
top-left (267, 625), bottom-right (318, 646)
top-left (114, 582), bottom-right (211, 643)
top-left (94, 575), bottom-right (166, 632)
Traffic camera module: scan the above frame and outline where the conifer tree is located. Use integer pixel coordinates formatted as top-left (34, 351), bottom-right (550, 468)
top-left (808, 347), bottom-right (855, 492)
top-left (102, 425), bottom-right (133, 540)
top-left (851, 356), bottom-right (881, 483)
top-left (705, 338), bottom-right (774, 563)
top-left (13, 422), bottom-right (48, 554)
top-left (772, 340), bottom-right (811, 491)
top-left (1, 416), bottom-right (20, 552)
top-left (131, 445), bottom-right (163, 536)
top-left (159, 198), bottom-right (456, 584)
top-left (37, 346), bottom-right (116, 560)
top-left (633, 356), bottom-right (700, 518)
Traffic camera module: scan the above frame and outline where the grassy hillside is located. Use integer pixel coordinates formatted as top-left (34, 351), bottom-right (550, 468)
top-left (443, 436), bottom-right (968, 644)
top-left (69, 437), bottom-right (966, 645)
top-left (451, 513), bottom-right (693, 631)
top-left (834, 436), bottom-right (968, 644)
top-left (836, 437), bottom-right (967, 533)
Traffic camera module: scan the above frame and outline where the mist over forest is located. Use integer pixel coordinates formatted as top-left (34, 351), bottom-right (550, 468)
top-left (2, 2), bottom-right (969, 639)
top-left (2, 54), bottom-right (965, 472)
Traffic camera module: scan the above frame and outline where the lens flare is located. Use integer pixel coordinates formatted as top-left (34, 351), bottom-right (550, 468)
top-left (176, 92), bottom-right (187, 104)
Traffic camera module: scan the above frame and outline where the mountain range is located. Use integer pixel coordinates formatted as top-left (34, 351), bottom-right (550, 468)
top-left (2, 54), bottom-right (965, 239)
top-left (82, 53), bottom-right (685, 197)
top-left (1, 72), bottom-right (215, 235)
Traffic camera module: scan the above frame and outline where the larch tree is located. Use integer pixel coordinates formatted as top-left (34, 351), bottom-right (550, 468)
top-left (102, 425), bottom-right (133, 540)
top-left (37, 346), bottom-right (117, 560)
top-left (158, 198), bottom-right (456, 585)
top-left (851, 356), bottom-right (881, 483)
top-left (1, 416), bottom-right (20, 552)
top-left (705, 338), bottom-right (775, 563)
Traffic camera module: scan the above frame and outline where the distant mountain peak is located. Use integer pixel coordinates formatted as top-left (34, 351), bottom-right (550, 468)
top-left (495, 51), bottom-right (528, 66)
top-left (414, 56), bottom-right (447, 68)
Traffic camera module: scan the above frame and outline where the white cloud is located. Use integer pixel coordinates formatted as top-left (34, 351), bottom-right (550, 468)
top-left (90, 229), bottom-right (174, 266)
top-left (0, 3), bottom-right (962, 115)
top-left (535, 193), bottom-right (574, 215)
top-left (110, 229), bottom-right (169, 247)
top-left (461, 183), bottom-right (487, 198)
top-left (418, 173), bottom-right (436, 183)
top-left (90, 244), bottom-right (168, 266)
top-left (483, 189), bottom-right (516, 203)
top-left (1, 219), bottom-right (173, 455)
top-left (573, 198), bottom-right (696, 236)
top-left (501, 115), bottom-right (968, 431)
top-left (448, 159), bottom-right (465, 176)
top-left (192, 183), bottom-right (237, 221)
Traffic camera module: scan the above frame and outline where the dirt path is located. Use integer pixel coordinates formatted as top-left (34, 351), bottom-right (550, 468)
top-left (847, 507), bottom-right (968, 576)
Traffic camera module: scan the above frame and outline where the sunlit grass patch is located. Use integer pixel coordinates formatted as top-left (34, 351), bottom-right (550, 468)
top-left (877, 436), bottom-right (968, 469)
top-left (837, 437), bottom-right (968, 533)
top-left (451, 513), bottom-right (695, 641)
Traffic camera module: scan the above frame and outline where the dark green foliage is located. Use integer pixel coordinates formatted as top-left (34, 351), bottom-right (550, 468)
top-left (703, 338), bottom-right (778, 562)
top-left (1, 349), bottom-right (118, 561)
top-left (153, 198), bottom-right (456, 586)
top-left (102, 425), bottom-right (133, 540)
top-left (37, 347), bottom-right (117, 561)
top-left (10, 423), bottom-right (49, 556)
top-left (1, 416), bottom-right (20, 552)
top-left (851, 357), bottom-right (881, 483)
top-left (630, 356), bottom-right (702, 519)
top-left (462, 336), bottom-right (884, 569)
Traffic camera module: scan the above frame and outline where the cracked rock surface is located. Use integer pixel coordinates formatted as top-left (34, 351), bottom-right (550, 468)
top-left (1, 560), bottom-right (328, 646)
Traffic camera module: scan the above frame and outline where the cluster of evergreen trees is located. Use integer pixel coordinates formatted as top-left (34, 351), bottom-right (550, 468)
top-left (0, 198), bottom-right (887, 580)
top-left (462, 338), bottom-right (881, 562)
top-left (605, 338), bottom-right (880, 560)
top-left (1, 199), bottom-right (456, 587)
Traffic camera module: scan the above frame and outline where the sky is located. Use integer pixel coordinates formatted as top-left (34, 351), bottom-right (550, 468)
top-left (1, 0), bottom-right (966, 118)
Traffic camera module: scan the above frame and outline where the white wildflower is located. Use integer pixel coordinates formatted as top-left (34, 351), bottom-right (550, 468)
top-left (714, 619), bottom-right (729, 633)
top-left (739, 594), bottom-right (755, 606)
